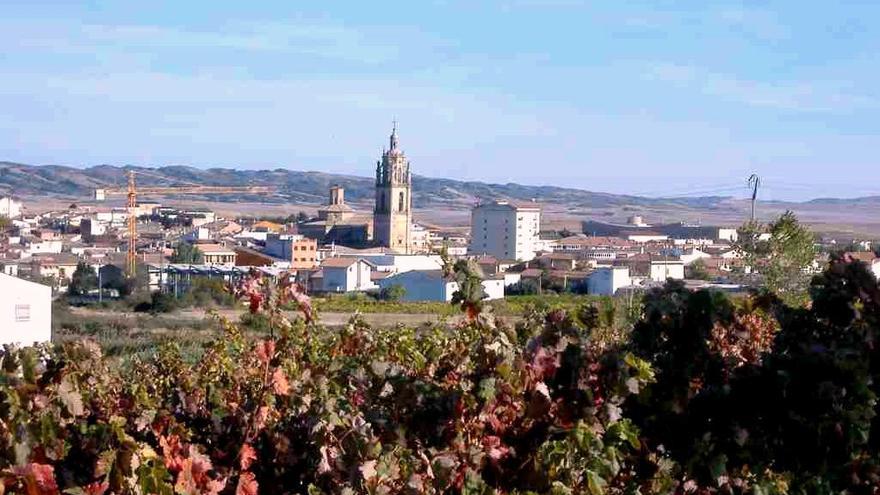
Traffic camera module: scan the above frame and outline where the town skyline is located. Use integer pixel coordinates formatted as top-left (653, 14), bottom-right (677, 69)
top-left (3, 1), bottom-right (880, 200)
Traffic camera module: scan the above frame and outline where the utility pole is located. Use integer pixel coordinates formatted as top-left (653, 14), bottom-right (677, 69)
top-left (748, 174), bottom-right (761, 223)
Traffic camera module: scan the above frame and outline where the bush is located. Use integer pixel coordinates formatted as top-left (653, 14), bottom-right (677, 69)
top-left (378, 284), bottom-right (406, 302)
top-left (7, 258), bottom-right (880, 494)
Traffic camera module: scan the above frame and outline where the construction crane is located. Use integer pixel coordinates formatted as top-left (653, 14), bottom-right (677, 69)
top-left (94, 169), bottom-right (274, 275)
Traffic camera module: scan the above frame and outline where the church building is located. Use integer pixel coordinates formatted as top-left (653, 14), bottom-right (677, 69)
top-left (373, 123), bottom-right (413, 253)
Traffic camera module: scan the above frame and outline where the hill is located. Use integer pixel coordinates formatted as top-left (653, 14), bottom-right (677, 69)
top-left (2, 162), bottom-right (879, 237)
top-left (0, 161), bottom-right (729, 209)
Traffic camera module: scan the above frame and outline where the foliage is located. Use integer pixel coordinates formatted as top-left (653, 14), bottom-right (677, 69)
top-left (735, 211), bottom-right (817, 300)
top-left (170, 242), bottom-right (204, 264)
top-left (378, 284), bottom-right (406, 302)
top-left (504, 279), bottom-right (541, 296)
top-left (0, 214), bottom-right (9, 231)
top-left (8, 257), bottom-right (880, 494)
top-left (764, 211), bottom-right (817, 295)
top-left (67, 262), bottom-right (98, 297)
top-left (627, 256), bottom-right (880, 493)
top-left (687, 258), bottom-right (712, 280)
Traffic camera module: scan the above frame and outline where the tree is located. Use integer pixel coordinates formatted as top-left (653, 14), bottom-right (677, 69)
top-left (296, 211), bottom-right (309, 223)
top-left (170, 242), bottom-right (204, 264)
top-left (735, 211), bottom-right (816, 298)
top-left (687, 258), bottom-right (712, 280)
top-left (67, 262), bottom-right (98, 296)
top-left (378, 284), bottom-right (406, 302)
top-left (0, 215), bottom-right (9, 232)
top-left (764, 211), bottom-right (816, 296)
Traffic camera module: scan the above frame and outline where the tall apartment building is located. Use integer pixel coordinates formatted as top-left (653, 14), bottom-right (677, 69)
top-left (469, 200), bottom-right (541, 261)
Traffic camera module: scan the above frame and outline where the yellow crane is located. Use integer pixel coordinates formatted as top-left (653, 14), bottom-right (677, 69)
top-left (94, 169), bottom-right (274, 275)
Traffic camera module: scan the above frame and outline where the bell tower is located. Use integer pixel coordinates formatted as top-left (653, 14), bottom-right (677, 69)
top-left (373, 122), bottom-right (412, 253)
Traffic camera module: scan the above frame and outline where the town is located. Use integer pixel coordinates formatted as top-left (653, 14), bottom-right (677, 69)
top-left (2, 126), bottom-right (878, 343)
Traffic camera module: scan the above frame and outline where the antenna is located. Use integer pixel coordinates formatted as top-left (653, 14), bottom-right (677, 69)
top-left (747, 174), bottom-right (761, 223)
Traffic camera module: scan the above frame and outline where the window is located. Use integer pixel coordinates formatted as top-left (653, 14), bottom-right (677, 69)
top-left (398, 192), bottom-right (405, 212)
top-left (15, 304), bottom-right (30, 322)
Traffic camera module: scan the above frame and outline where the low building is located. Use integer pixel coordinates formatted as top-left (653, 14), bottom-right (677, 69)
top-left (264, 234), bottom-right (318, 269)
top-left (0, 273), bottom-right (52, 345)
top-left (650, 260), bottom-right (685, 282)
top-left (587, 267), bottom-right (631, 296)
top-left (30, 253), bottom-right (80, 283)
top-left (377, 269), bottom-right (504, 302)
top-left (320, 257), bottom-right (376, 293)
top-left (198, 244), bottom-right (237, 266)
top-left (679, 248), bottom-right (713, 266)
top-left (252, 220), bottom-right (284, 233)
top-left (0, 196), bottom-right (23, 219)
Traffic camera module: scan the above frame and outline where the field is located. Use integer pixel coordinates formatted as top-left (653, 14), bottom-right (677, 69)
top-left (52, 293), bottom-right (636, 365)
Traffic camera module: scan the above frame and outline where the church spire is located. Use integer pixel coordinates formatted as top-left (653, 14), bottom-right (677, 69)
top-left (390, 120), bottom-right (399, 151)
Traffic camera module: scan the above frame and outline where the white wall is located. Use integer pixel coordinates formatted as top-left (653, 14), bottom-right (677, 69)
top-left (348, 254), bottom-right (444, 274)
top-left (588, 267), bottom-right (631, 296)
top-left (378, 271), bottom-right (451, 301)
top-left (717, 228), bottom-right (739, 243)
top-left (323, 261), bottom-right (374, 292)
top-left (469, 201), bottom-right (540, 261)
top-left (650, 262), bottom-right (685, 282)
top-left (27, 240), bottom-right (63, 256)
top-left (0, 197), bottom-right (23, 219)
top-left (481, 279), bottom-right (505, 300)
top-left (0, 273), bottom-right (52, 345)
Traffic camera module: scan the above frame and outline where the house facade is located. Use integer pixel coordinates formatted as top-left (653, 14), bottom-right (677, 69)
top-left (0, 273), bottom-right (52, 345)
top-left (321, 258), bottom-right (375, 292)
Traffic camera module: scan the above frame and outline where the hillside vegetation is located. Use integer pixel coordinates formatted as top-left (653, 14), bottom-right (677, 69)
top-left (0, 161), bottom-right (730, 210)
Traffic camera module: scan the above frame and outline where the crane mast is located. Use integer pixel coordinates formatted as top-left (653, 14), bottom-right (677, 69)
top-left (94, 170), bottom-right (273, 276)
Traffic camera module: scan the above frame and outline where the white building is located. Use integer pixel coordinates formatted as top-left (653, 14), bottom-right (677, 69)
top-left (0, 197), bottom-right (23, 219)
top-left (321, 258), bottom-right (376, 292)
top-left (469, 200), bottom-right (541, 262)
top-left (650, 260), bottom-right (685, 282)
top-left (0, 273), bottom-right (52, 345)
top-left (679, 248), bottom-right (712, 266)
top-left (588, 267), bottom-right (632, 296)
top-left (377, 269), bottom-right (504, 302)
top-left (338, 253), bottom-right (444, 274)
top-left (717, 228), bottom-right (739, 243)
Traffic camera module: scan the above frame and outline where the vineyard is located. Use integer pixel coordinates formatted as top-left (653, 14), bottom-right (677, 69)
top-left (2, 254), bottom-right (880, 494)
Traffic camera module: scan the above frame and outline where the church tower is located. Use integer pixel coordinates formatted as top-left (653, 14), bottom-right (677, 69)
top-left (373, 122), bottom-right (412, 253)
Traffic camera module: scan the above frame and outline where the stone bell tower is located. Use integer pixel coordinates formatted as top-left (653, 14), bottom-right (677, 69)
top-left (373, 122), bottom-right (412, 253)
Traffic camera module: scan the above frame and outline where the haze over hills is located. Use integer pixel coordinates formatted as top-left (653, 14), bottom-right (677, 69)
top-left (1, 161), bottom-right (879, 237)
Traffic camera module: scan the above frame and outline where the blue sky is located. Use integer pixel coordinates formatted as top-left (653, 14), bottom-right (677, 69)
top-left (2, 1), bottom-right (879, 200)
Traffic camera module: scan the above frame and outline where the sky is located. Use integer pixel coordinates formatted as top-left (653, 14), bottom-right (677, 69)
top-left (2, 1), bottom-right (879, 201)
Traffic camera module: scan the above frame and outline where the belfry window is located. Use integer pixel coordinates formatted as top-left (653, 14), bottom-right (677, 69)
top-left (398, 192), bottom-right (405, 212)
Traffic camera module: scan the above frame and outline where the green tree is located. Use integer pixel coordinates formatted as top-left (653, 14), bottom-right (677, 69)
top-left (764, 211), bottom-right (816, 296)
top-left (170, 242), bottom-right (204, 264)
top-left (687, 258), bottom-right (712, 280)
top-left (0, 215), bottom-right (9, 232)
top-left (67, 262), bottom-right (98, 296)
top-left (735, 211), bottom-right (816, 297)
top-left (378, 284), bottom-right (407, 302)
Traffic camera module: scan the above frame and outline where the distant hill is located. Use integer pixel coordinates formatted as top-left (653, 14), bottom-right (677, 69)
top-left (0, 162), bottom-right (732, 210)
